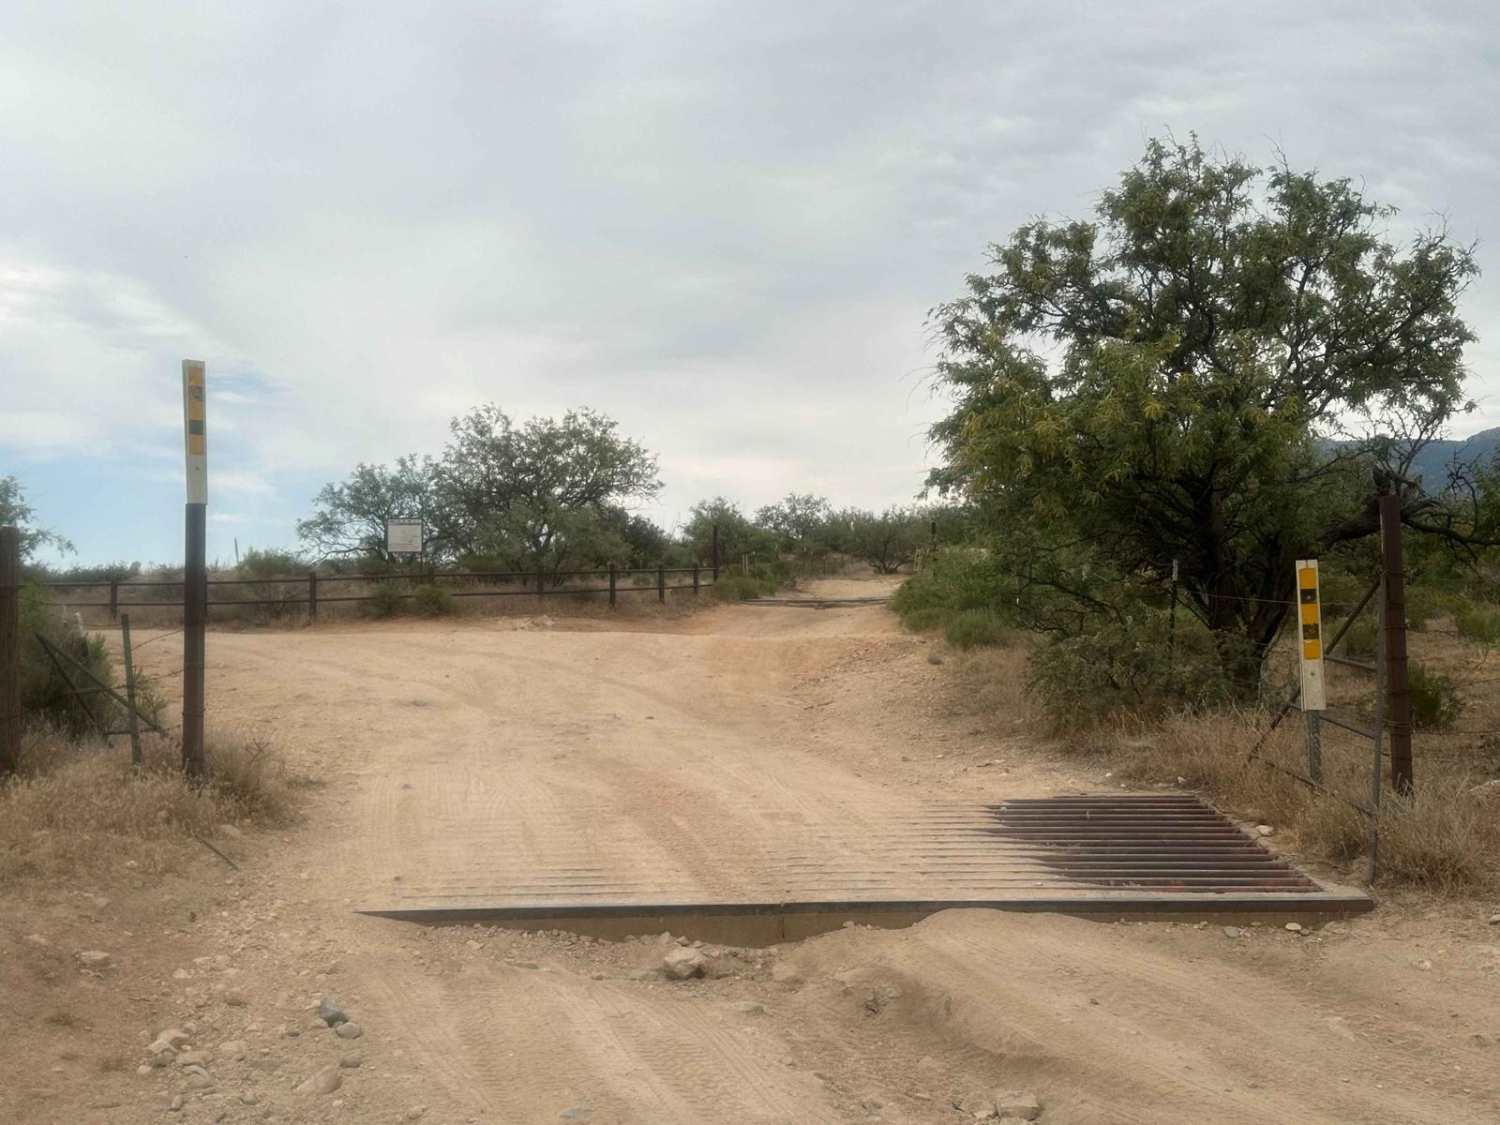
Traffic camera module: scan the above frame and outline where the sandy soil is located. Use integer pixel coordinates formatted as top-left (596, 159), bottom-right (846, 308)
top-left (4, 575), bottom-right (1499, 1124)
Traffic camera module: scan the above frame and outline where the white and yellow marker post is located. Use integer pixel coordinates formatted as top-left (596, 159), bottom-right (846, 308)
top-left (1296, 558), bottom-right (1327, 781)
top-left (181, 360), bottom-right (207, 778)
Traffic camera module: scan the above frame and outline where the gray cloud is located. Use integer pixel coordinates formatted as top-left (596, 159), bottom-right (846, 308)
top-left (3, 0), bottom-right (1498, 546)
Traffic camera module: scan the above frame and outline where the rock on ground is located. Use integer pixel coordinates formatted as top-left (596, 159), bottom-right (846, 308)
top-left (662, 946), bottom-right (707, 980)
top-left (996, 1091), bottom-right (1044, 1120)
top-left (295, 1066), bottom-right (343, 1095)
top-left (318, 997), bottom-right (349, 1027)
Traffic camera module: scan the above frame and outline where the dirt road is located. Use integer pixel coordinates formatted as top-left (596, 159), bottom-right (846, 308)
top-left (9, 579), bottom-right (1500, 1124)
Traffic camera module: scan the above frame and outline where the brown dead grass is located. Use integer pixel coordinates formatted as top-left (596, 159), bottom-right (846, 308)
top-left (1087, 709), bottom-right (1500, 894)
top-left (0, 729), bottom-right (301, 886)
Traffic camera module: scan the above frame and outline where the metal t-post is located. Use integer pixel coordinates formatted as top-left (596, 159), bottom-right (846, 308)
top-left (182, 502), bottom-right (207, 779)
top-left (121, 612), bottom-right (142, 768)
top-left (181, 360), bottom-right (208, 780)
top-left (1379, 493), bottom-right (1413, 793)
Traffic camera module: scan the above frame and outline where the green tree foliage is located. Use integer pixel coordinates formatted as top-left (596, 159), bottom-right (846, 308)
top-left (0, 475), bottom-right (74, 562)
top-left (296, 456), bottom-right (444, 561)
top-left (437, 405), bottom-right (661, 565)
top-left (755, 493), bottom-right (833, 556)
top-left (928, 136), bottom-right (1483, 693)
top-left (299, 406), bottom-right (663, 572)
top-left (683, 497), bottom-right (778, 565)
top-left (844, 506), bottom-right (928, 574)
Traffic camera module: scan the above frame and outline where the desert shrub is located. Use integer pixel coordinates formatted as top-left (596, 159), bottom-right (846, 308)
top-left (230, 547), bottom-right (307, 621)
top-left (1403, 586), bottom-right (1450, 632)
top-left (1407, 662), bottom-right (1461, 730)
top-left (943, 608), bottom-right (1007, 650)
top-left (411, 584), bottom-right (454, 616)
top-left (710, 560), bottom-right (787, 602)
top-left (891, 548), bottom-right (1011, 633)
top-left (900, 606), bottom-right (949, 633)
top-left (17, 585), bottom-right (118, 737)
top-left (1455, 601), bottom-right (1500, 646)
top-left (203, 732), bottom-right (299, 823)
top-left (31, 560), bottom-right (141, 585)
top-left (713, 574), bottom-right (774, 601)
top-left (366, 585), bottom-right (405, 618)
top-left (1336, 615), bottom-right (1379, 657)
top-left (1029, 614), bottom-right (1241, 727)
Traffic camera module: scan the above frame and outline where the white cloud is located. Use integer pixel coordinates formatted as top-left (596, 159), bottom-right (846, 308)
top-left (1, 0), bottom-right (1497, 548)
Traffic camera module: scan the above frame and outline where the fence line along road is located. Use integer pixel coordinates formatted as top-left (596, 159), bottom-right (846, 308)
top-left (36, 563), bottom-right (717, 621)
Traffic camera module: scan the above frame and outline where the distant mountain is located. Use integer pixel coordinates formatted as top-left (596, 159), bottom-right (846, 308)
top-left (1407, 427), bottom-right (1500, 489)
top-left (1323, 426), bottom-right (1499, 493)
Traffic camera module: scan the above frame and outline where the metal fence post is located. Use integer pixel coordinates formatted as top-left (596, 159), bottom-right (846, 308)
top-left (657, 564), bottom-right (665, 604)
top-left (711, 523), bottom-right (720, 582)
top-left (537, 569), bottom-right (546, 600)
top-left (121, 612), bottom-right (142, 768)
top-left (1305, 712), bottom-right (1322, 784)
top-left (693, 564), bottom-right (700, 595)
top-left (308, 571), bottom-right (318, 624)
top-left (1379, 493), bottom-right (1413, 794)
top-left (109, 577), bottom-right (119, 623)
top-left (180, 359), bottom-right (208, 781)
top-left (1, 526), bottom-right (20, 775)
top-left (182, 501), bottom-right (207, 779)
top-left (608, 562), bottom-right (617, 608)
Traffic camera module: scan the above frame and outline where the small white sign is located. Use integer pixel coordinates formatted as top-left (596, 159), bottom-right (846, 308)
top-left (386, 518), bottom-right (424, 556)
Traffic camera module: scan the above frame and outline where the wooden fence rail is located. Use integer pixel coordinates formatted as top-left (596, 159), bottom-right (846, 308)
top-left (32, 565), bottom-right (716, 621)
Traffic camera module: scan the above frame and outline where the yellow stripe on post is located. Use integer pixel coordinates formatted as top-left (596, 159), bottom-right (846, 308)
top-left (182, 360), bottom-right (207, 505)
top-left (1295, 558), bottom-right (1326, 712)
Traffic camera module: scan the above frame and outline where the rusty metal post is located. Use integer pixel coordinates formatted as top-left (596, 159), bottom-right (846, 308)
top-left (608, 562), bottom-right (617, 608)
top-left (182, 502), bottom-right (207, 779)
top-left (307, 571), bottom-right (318, 624)
top-left (109, 577), bottom-right (119, 622)
top-left (121, 613), bottom-right (142, 768)
top-left (711, 522), bottom-right (720, 582)
top-left (657, 564), bottom-right (665, 604)
top-left (1379, 493), bottom-right (1412, 794)
top-left (1369, 577), bottom-right (1388, 884)
top-left (0, 526), bottom-right (20, 775)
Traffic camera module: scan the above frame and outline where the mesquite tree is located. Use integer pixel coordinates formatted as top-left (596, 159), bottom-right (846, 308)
top-left (929, 137), bottom-right (1484, 691)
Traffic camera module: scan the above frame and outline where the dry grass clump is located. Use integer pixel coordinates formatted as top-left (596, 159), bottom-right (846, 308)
top-left (1093, 710), bottom-right (1499, 894)
top-left (0, 729), bottom-right (301, 885)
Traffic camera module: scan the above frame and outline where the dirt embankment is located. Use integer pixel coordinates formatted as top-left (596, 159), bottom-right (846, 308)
top-left (3, 576), bottom-right (1498, 1124)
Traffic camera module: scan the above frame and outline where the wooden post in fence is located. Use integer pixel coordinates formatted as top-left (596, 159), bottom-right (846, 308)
top-left (537, 570), bottom-right (546, 600)
top-left (657, 564), bottom-right (665, 604)
top-left (692, 564), bottom-right (700, 595)
top-left (1, 525), bottom-right (20, 776)
top-left (608, 562), bottom-right (617, 608)
top-left (109, 577), bottom-right (119, 622)
top-left (307, 572), bottom-right (318, 624)
top-left (120, 613), bottom-right (142, 768)
top-left (181, 360), bottom-right (208, 781)
top-left (1379, 493), bottom-right (1413, 794)
top-left (711, 523), bottom-right (720, 582)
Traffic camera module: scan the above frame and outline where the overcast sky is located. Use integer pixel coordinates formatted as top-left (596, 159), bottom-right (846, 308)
top-left (4, 1), bottom-right (1498, 565)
